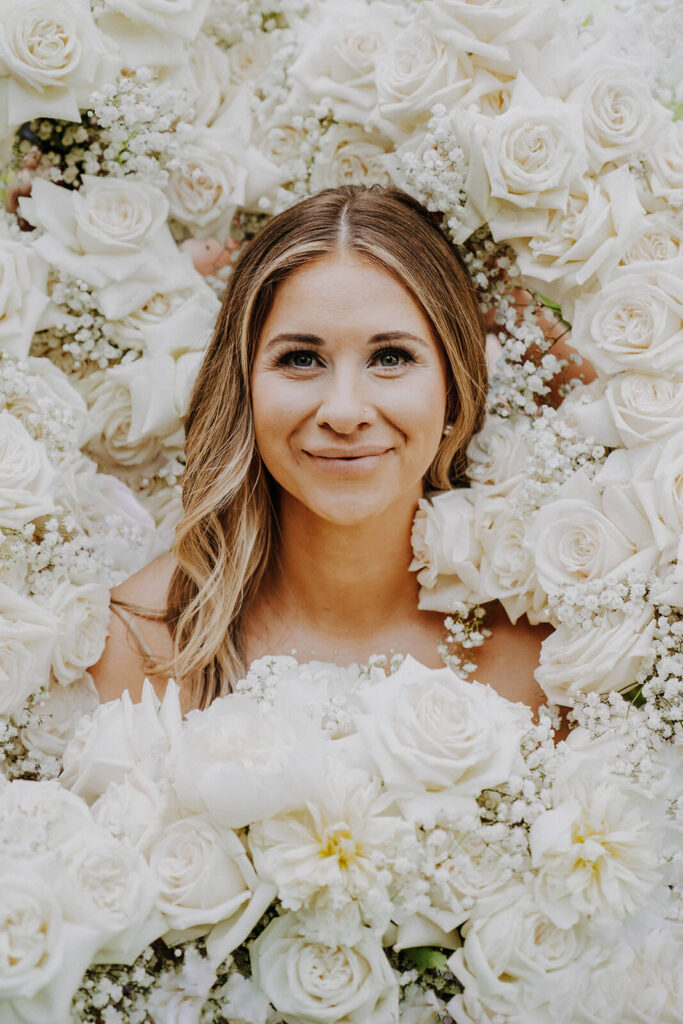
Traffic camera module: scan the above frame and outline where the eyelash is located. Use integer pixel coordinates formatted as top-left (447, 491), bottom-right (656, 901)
top-left (273, 346), bottom-right (418, 371)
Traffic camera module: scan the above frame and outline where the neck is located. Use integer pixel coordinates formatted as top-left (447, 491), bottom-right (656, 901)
top-left (268, 491), bottom-right (422, 639)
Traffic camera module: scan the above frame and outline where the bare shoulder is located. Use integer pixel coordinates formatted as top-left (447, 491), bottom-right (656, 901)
top-left (88, 552), bottom-right (177, 705)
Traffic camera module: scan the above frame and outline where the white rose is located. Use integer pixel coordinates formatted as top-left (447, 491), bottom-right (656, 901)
top-left (478, 75), bottom-right (586, 215)
top-left (603, 373), bottom-right (683, 449)
top-left (149, 816), bottom-right (273, 950)
top-left (109, 285), bottom-right (217, 352)
top-left (57, 829), bottom-right (164, 964)
top-left (61, 681), bottom-right (183, 803)
top-left (530, 774), bottom-right (661, 928)
top-left (184, 33), bottom-right (234, 128)
top-left (0, 779), bottom-right (93, 861)
top-left (477, 500), bottom-right (543, 624)
top-left (570, 64), bottom-right (670, 173)
top-left (0, 410), bottom-right (55, 529)
top-left (309, 126), bottom-right (392, 192)
top-left (0, 583), bottom-right (57, 716)
top-left (645, 120), bottom-right (683, 209)
top-left (54, 454), bottom-right (156, 579)
top-left (447, 887), bottom-right (593, 1024)
top-left (0, 868), bottom-right (98, 1020)
top-left (92, 768), bottom-right (171, 852)
top-left (467, 414), bottom-right (532, 496)
top-left (20, 177), bottom-right (194, 319)
top-left (248, 766), bottom-right (405, 920)
top-left (354, 656), bottom-right (530, 818)
top-left (44, 582), bottom-right (110, 686)
top-left (535, 605), bottom-right (655, 704)
top-left (171, 695), bottom-right (327, 829)
top-left (250, 910), bottom-right (399, 1024)
top-left (96, 0), bottom-right (210, 68)
top-left (430, 0), bottom-right (554, 49)
top-left (167, 132), bottom-right (246, 235)
top-left (596, 436), bottom-right (683, 561)
top-left (289, 1), bottom-right (402, 125)
top-left (0, 241), bottom-right (48, 358)
top-left (618, 211), bottom-right (683, 268)
top-left (532, 476), bottom-right (650, 593)
top-left (20, 673), bottom-right (99, 759)
top-left (410, 489), bottom-right (483, 594)
top-left (375, 17), bottom-right (468, 142)
top-left (0, 0), bottom-right (110, 132)
top-left (80, 364), bottom-right (183, 472)
top-left (570, 264), bottom-right (683, 377)
top-left (5, 356), bottom-right (88, 448)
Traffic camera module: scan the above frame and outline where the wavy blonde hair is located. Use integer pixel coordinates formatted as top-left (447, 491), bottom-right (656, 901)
top-left (147, 186), bottom-right (488, 707)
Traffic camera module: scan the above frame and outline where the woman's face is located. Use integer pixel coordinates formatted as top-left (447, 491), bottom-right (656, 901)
top-left (251, 251), bottom-right (449, 526)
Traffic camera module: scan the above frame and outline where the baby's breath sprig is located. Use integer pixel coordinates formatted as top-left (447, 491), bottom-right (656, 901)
top-left (440, 604), bottom-right (491, 677)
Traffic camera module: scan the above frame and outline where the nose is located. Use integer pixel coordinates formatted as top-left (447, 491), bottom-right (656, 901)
top-left (315, 367), bottom-right (373, 434)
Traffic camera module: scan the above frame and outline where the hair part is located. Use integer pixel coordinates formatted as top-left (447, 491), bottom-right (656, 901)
top-left (160, 185), bottom-right (487, 708)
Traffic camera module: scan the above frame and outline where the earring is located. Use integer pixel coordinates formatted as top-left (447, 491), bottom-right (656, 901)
top-left (442, 423), bottom-right (453, 437)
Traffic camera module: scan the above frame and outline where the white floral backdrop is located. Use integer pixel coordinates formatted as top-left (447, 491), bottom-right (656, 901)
top-left (0, 0), bottom-right (681, 1021)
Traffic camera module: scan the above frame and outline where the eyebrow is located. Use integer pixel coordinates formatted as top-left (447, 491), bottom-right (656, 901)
top-left (264, 331), bottom-right (431, 350)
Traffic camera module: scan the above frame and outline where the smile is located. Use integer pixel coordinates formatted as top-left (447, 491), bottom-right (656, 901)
top-left (304, 448), bottom-right (392, 474)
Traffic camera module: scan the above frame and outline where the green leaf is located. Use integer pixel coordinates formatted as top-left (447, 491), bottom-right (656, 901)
top-left (669, 103), bottom-right (683, 122)
top-left (403, 947), bottom-right (449, 971)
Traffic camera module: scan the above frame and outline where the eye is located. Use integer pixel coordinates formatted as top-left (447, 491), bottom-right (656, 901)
top-left (275, 349), bottom-right (320, 369)
top-left (372, 346), bottom-right (417, 369)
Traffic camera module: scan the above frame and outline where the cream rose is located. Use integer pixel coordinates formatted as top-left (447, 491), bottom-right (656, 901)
top-left (250, 911), bottom-right (398, 1024)
top-left (478, 500), bottom-right (543, 624)
top-left (479, 75), bottom-right (586, 213)
top-left (0, 240), bottom-right (49, 358)
top-left (619, 211), bottom-right (682, 267)
top-left (96, 0), bottom-right (210, 68)
top-left (466, 414), bottom-right (532, 496)
top-left (0, 410), bottom-right (55, 529)
top-left (410, 489), bottom-right (483, 593)
top-left (20, 177), bottom-right (193, 319)
top-left (375, 18), bottom-right (468, 141)
top-left (0, 869), bottom-right (98, 1019)
top-left (0, 583), bottom-right (57, 717)
top-left (430, 0), bottom-right (554, 48)
top-left (309, 126), bottom-right (392, 192)
top-left (44, 582), bottom-right (110, 686)
top-left (535, 605), bottom-right (655, 704)
top-left (0, 0), bottom-right (109, 131)
top-left (149, 816), bottom-right (272, 949)
top-left (167, 132), bottom-right (247, 235)
top-left (57, 829), bottom-right (163, 964)
top-left (571, 64), bottom-right (669, 173)
top-left (605, 373), bottom-right (683, 448)
top-left (289, 1), bottom-right (402, 125)
top-left (447, 887), bottom-right (592, 1024)
top-left (645, 120), bottom-right (683, 209)
top-left (354, 657), bottom-right (530, 817)
top-left (570, 264), bottom-right (683, 377)
top-left (92, 769), bottom-right (170, 852)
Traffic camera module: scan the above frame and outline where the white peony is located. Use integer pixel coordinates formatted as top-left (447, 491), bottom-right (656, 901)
top-left (149, 816), bottom-right (274, 950)
top-left (92, 768), bottom-right (171, 853)
top-left (45, 582), bottom-right (110, 686)
top-left (535, 604), bottom-right (655, 704)
top-left (0, 583), bottom-right (57, 716)
top-left (0, 239), bottom-right (49, 358)
top-left (20, 176), bottom-right (194, 319)
top-left (447, 886), bottom-right (594, 1024)
top-left (570, 263), bottom-right (683, 377)
top-left (0, 0), bottom-right (111, 132)
top-left (61, 681), bottom-right (183, 804)
top-left (250, 910), bottom-right (399, 1024)
top-left (248, 766), bottom-right (405, 920)
top-left (171, 694), bottom-right (327, 829)
top-left (374, 17), bottom-right (469, 142)
top-left (0, 410), bottom-right (55, 529)
top-left (96, 0), bottom-right (211, 68)
top-left (530, 773), bottom-right (661, 928)
top-left (0, 779), bottom-right (92, 861)
top-left (354, 656), bottom-right (530, 819)
top-left (570, 63), bottom-right (670, 174)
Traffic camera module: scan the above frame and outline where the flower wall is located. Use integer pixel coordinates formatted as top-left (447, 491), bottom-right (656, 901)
top-left (0, 0), bottom-right (681, 1021)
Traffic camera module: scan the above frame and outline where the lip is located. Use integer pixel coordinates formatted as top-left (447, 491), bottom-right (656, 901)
top-left (305, 446), bottom-right (392, 458)
top-left (303, 447), bottom-right (393, 474)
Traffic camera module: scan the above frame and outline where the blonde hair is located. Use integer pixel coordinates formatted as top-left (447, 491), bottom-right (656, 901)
top-left (156, 186), bottom-right (487, 707)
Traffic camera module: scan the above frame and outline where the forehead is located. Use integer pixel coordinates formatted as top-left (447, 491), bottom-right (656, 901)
top-left (261, 252), bottom-right (437, 341)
